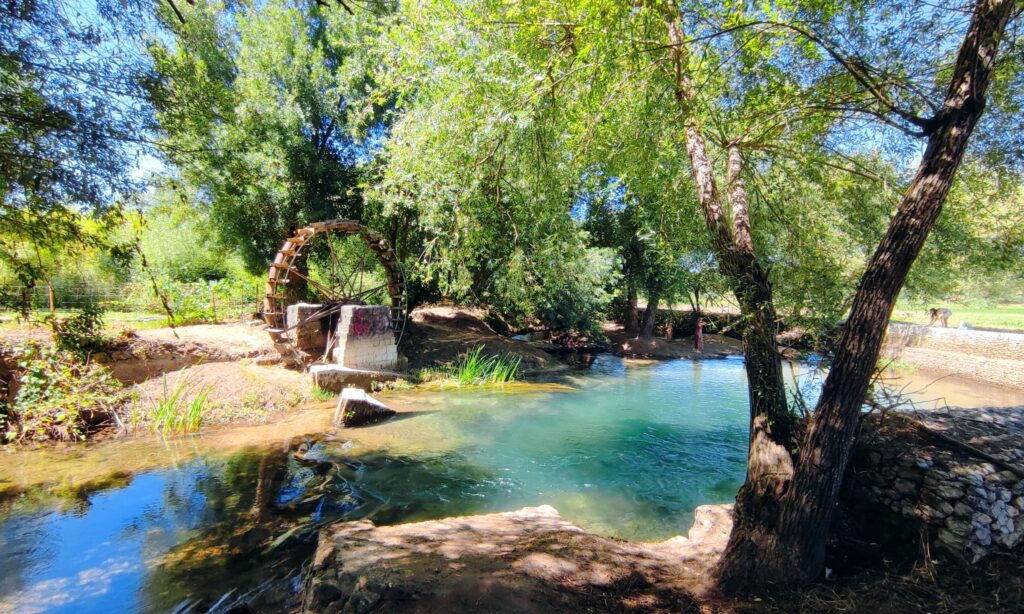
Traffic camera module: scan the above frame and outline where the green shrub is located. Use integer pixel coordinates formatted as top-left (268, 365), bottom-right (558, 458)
top-left (50, 304), bottom-right (112, 358)
top-left (4, 344), bottom-right (123, 443)
top-left (147, 278), bottom-right (259, 325)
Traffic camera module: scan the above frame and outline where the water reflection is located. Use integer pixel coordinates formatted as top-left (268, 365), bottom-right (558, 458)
top-left (1, 353), bottom-right (1020, 612)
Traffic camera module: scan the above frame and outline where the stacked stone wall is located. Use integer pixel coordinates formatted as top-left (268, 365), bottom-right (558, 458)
top-left (847, 407), bottom-right (1024, 562)
top-left (882, 323), bottom-right (1024, 389)
top-left (286, 303), bottom-right (327, 351)
top-left (885, 323), bottom-right (1024, 361)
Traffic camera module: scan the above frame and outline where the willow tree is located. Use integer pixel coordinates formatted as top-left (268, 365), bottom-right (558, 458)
top-left (1, 0), bottom-right (153, 302)
top-left (715, 0), bottom-right (1021, 586)
top-left (371, 0), bottom-right (1023, 591)
top-left (366, 3), bottom-right (620, 331)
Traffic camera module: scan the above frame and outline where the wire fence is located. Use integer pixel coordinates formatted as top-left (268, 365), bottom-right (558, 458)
top-left (0, 281), bottom-right (263, 324)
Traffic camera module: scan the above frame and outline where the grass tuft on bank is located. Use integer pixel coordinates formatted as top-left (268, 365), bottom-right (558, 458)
top-left (418, 345), bottom-right (522, 387)
top-left (142, 373), bottom-right (211, 437)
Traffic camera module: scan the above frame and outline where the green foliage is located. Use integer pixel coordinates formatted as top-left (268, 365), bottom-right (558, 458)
top-left (152, 278), bottom-right (257, 325)
top-left (5, 0), bottom-right (1018, 342)
top-left (146, 373), bottom-right (211, 437)
top-left (0, 1), bottom-right (151, 292)
top-left (367, 0), bottom-right (1023, 336)
top-left (146, 0), bottom-right (390, 272)
top-left (368, 1), bottom-right (627, 331)
top-left (131, 182), bottom-right (239, 283)
top-left (421, 345), bottom-right (522, 387)
top-left (4, 344), bottom-right (123, 443)
top-left (310, 386), bottom-right (335, 401)
top-left (50, 304), bottom-right (110, 358)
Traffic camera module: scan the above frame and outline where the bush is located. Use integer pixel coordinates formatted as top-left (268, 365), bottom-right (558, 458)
top-left (4, 344), bottom-right (123, 443)
top-left (50, 304), bottom-right (112, 358)
top-left (144, 278), bottom-right (260, 325)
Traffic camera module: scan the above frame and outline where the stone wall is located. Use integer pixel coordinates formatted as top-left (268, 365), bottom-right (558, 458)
top-left (847, 407), bottom-right (1024, 562)
top-left (886, 323), bottom-right (1024, 360)
top-left (286, 302), bottom-right (327, 351)
top-left (882, 323), bottom-right (1024, 389)
top-left (332, 305), bottom-right (397, 371)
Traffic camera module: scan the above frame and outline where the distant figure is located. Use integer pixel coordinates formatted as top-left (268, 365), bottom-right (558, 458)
top-left (553, 332), bottom-right (577, 349)
top-left (694, 317), bottom-right (705, 352)
top-left (928, 307), bottom-right (952, 328)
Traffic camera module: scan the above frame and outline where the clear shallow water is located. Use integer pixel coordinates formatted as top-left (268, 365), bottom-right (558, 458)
top-left (0, 353), bottom-right (967, 613)
top-left (378, 355), bottom-right (766, 539)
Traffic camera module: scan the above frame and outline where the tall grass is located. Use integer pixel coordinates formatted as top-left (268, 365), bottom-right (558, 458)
top-left (423, 345), bottom-right (522, 387)
top-left (147, 373), bottom-right (211, 436)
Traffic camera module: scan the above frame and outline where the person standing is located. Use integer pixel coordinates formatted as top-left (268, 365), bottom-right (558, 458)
top-left (694, 316), bottom-right (705, 352)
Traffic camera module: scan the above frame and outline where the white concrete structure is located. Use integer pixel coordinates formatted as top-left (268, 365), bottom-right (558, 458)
top-left (332, 305), bottom-right (398, 371)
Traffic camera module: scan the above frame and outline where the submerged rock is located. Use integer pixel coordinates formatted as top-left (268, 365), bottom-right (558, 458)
top-left (333, 388), bottom-right (395, 427)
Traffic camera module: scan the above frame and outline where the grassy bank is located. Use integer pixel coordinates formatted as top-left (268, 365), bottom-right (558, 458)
top-left (892, 303), bottom-right (1024, 332)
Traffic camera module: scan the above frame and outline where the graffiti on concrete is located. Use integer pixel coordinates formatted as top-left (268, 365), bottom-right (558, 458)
top-left (345, 306), bottom-right (393, 338)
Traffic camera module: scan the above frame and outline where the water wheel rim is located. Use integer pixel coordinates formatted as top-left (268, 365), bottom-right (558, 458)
top-left (263, 219), bottom-right (408, 353)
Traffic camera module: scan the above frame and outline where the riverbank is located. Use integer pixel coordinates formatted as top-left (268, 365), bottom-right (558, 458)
top-left (882, 322), bottom-right (1024, 390)
top-left (3, 352), bottom-right (1024, 612)
top-left (0, 306), bottom-right (578, 445)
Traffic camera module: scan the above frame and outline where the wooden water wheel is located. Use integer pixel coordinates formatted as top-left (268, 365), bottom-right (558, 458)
top-left (263, 220), bottom-right (407, 354)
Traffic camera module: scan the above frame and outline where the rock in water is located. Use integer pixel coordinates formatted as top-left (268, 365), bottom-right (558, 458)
top-left (333, 388), bottom-right (395, 427)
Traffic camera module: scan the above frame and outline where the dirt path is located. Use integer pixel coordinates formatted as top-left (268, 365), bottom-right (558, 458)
top-left (135, 323), bottom-right (273, 355)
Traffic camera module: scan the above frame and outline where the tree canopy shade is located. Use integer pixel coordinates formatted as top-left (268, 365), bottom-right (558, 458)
top-left (365, 0), bottom-right (1023, 591)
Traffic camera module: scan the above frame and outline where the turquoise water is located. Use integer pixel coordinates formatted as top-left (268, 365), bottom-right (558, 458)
top-left (378, 355), bottom-right (777, 538)
top-left (0, 355), bottom-right (824, 612)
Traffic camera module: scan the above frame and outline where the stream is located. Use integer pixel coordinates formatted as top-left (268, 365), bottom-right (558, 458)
top-left (2, 355), bottom-right (1023, 612)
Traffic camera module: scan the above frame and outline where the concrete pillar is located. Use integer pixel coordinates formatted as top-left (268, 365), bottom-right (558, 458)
top-left (332, 305), bottom-right (397, 370)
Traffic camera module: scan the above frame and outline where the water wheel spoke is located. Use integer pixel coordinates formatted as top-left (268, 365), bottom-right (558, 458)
top-left (327, 234), bottom-right (343, 293)
top-left (350, 282), bottom-right (388, 302)
top-left (340, 252), bottom-right (361, 298)
top-left (287, 267), bottom-right (341, 302)
top-left (357, 248), bottom-right (367, 296)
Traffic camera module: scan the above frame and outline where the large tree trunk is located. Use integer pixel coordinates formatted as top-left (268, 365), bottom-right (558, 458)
top-left (715, 0), bottom-right (1015, 590)
top-left (662, 7), bottom-right (795, 538)
top-left (639, 292), bottom-right (660, 338)
top-left (625, 286), bottom-right (640, 334)
top-left (717, 146), bottom-right (795, 564)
